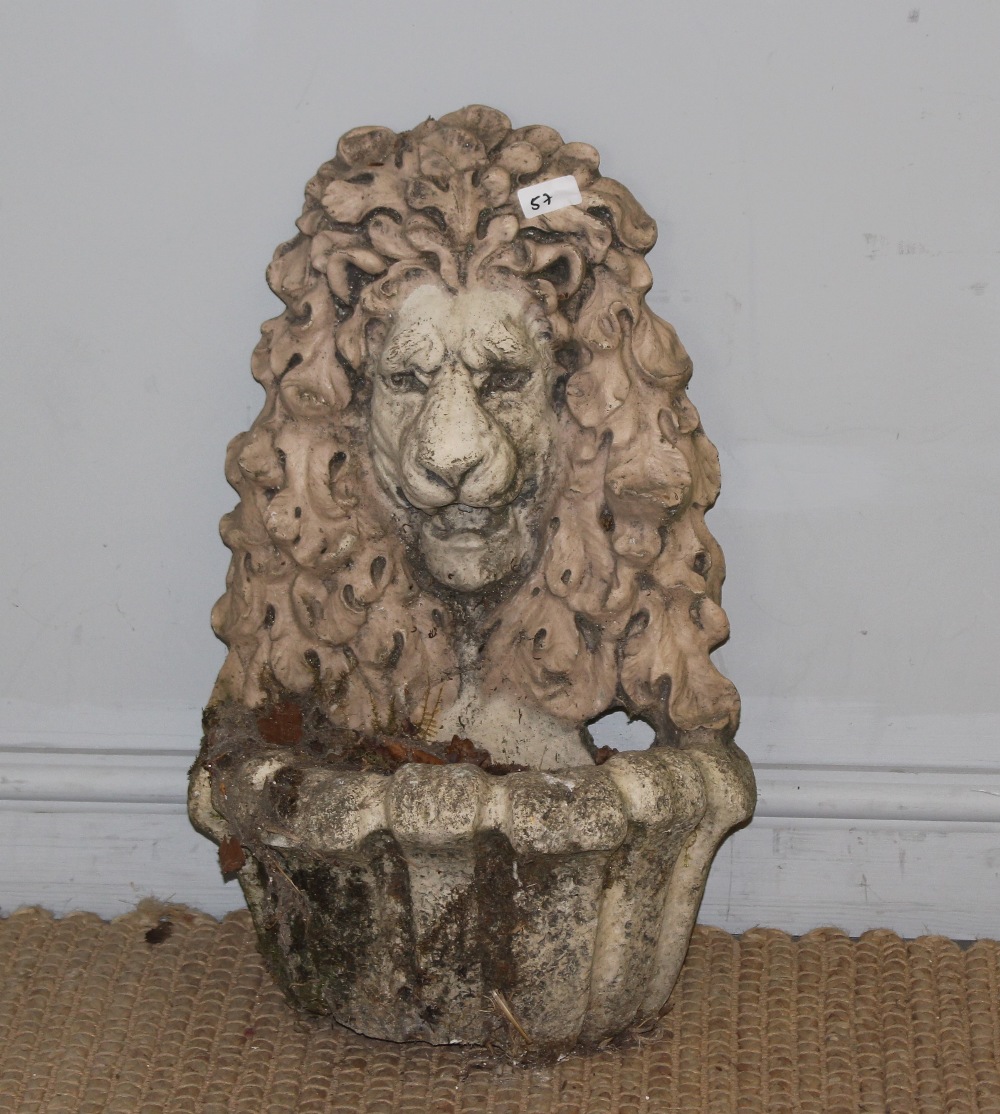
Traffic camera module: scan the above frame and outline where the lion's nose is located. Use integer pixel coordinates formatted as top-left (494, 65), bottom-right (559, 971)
top-left (418, 424), bottom-right (488, 491)
top-left (411, 363), bottom-right (516, 502)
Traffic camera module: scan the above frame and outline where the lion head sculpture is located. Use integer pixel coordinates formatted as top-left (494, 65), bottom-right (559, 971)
top-left (209, 105), bottom-right (739, 767)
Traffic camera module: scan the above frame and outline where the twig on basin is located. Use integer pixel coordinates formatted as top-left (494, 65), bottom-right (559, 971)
top-left (488, 989), bottom-right (532, 1045)
top-left (257, 821), bottom-right (300, 848)
top-left (258, 850), bottom-right (307, 907)
top-left (415, 684), bottom-right (444, 742)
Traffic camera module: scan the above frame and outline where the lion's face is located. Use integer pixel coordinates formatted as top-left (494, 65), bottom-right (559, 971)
top-left (369, 284), bottom-right (560, 592)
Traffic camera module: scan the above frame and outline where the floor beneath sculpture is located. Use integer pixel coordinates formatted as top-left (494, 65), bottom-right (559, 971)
top-left (1, 904), bottom-right (998, 1114)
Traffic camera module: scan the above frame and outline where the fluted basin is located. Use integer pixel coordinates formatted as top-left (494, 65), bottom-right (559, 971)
top-left (190, 729), bottom-right (753, 1052)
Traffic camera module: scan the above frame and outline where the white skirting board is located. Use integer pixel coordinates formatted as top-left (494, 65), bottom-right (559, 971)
top-left (2, 700), bottom-right (999, 938)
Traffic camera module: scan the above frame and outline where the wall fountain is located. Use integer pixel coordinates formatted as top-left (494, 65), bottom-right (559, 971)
top-left (189, 105), bottom-right (755, 1054)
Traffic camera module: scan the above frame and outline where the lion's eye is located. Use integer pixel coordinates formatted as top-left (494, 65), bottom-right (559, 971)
top-left (482, 367), bottom-right (531, 395)
top-left (386, 369), bottom-right (425, 393)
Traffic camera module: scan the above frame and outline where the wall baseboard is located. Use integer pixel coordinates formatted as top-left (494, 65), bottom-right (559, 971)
top-left (3, 700), bottom-right (999, 937)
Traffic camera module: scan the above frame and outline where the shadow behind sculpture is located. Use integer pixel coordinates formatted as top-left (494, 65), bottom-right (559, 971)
top-left (190, 106), bottom-right (755, 1053)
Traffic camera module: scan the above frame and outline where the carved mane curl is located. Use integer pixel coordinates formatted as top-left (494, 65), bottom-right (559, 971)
top-left (210, 106), bottom-right (739, 741)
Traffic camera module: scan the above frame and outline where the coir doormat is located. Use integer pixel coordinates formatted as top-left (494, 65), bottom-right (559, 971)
top-left (2, 902), bottom-right (999, 1113)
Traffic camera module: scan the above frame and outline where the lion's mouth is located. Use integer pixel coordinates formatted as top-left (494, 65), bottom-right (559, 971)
top-left (425, 504), bottom-right (509, 538)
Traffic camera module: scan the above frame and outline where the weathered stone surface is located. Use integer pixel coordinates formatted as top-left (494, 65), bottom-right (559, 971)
top-left (190, 106), bottom-right (755, 1052)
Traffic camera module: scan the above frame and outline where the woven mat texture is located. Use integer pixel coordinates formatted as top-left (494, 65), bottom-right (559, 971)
top-left (2, 904), bottom-right (1000, 1114)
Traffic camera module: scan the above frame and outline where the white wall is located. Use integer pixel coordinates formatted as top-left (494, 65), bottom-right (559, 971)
top-left (3, 1), bottom-right (999, 935)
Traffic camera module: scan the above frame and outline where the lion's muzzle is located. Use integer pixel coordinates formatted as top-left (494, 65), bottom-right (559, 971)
top-left (400, 360), bottom-right (518, 512)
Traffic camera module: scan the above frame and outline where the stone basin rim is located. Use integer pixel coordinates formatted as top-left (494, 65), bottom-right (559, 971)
top-left (196, 741), bottom-right (753, 859)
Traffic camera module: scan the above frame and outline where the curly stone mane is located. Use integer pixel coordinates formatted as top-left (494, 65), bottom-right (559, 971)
top-left (210, 105), bottom-right (739, 744)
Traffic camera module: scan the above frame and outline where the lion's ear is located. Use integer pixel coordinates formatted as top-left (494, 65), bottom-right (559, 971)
top-left (364, 318), bottom-right (389, 360)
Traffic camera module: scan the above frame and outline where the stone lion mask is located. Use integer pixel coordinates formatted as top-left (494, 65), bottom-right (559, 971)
top-left (210, 105), bottom-right (739, 767)
top-left (370, 283), bottom-right (561, 593)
